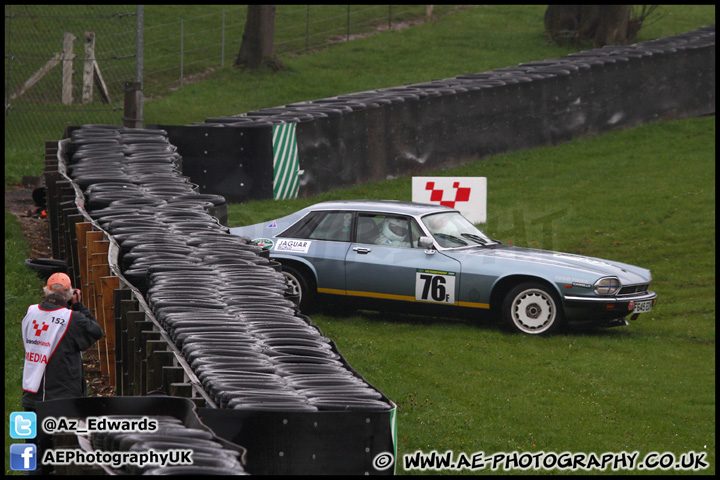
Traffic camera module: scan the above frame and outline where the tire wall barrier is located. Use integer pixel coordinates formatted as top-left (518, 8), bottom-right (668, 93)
top-left (43, 127), bottom-right (397, 475)
top-left (152, 25), bottom-right (714, 202)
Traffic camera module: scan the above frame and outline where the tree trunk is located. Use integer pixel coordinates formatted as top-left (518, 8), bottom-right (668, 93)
top-left (544, 5), bottom-right (632, 47)
top-left (593, 5), bottom-right (630, 46)
top-left (235, 5), bottom-right (281, 69)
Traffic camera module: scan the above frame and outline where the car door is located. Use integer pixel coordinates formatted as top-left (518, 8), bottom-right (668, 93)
top-left (345, 213), bottom-right (462, 306)
top-left (275, 210), bottom-right (352, 291)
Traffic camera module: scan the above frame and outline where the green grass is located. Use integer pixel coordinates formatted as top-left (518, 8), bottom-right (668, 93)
top-left (227, 116), bottom-right (716, 474)
top-left (4, 212), bottom-right (45, 473)
top-left (5, 4), bottom-right (715, 475)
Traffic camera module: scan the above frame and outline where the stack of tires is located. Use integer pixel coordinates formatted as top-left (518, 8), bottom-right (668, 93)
top-left (197, 25), bottom-right (714, 130)
top-left (63, 124), bottom-right (394, 414)
top-left (90, 415), bottom-right (247, 475)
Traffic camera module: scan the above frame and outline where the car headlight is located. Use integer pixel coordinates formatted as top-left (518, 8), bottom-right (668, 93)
top-left (594, 277), bottom-right (621, 295)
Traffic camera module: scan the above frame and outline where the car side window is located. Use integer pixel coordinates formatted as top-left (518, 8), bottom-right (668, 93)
top-left (307, 212), bottom-right (352, 241)
top-left (279, 211), bottom-right (351, 242)
top-left (356, 214), bottom-right (382, 244)
top-left (357, 214), bottom-right (420, 248)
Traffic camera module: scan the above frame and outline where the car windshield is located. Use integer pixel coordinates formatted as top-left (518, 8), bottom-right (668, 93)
top-left (422, 212), bottom-right (497, 248)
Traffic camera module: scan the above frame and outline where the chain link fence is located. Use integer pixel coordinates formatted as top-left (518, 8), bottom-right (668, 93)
top-left (6, 5), bottom-right (458, 156)
top-left (5, 5), bottom-right (138, 154)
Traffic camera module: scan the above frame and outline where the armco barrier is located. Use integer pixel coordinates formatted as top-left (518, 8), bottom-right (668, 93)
top-left (151, 25), bottom-right (714, 202)
top-left (42, 126), bottom-right (397, 475)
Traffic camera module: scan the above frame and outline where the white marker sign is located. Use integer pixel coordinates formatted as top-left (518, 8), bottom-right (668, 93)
top-left (412, 177), bottom-right (487, 223)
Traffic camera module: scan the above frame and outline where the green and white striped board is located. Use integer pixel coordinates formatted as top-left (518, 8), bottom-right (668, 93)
top-left (272, 123), bottom-right (301, 200)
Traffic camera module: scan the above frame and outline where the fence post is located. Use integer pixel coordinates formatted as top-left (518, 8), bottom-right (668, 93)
top-left (82, 32), bottom-right (95, 104)
top-left (123, 82), bottom-right (142, 128)
top-left (426, 5), bottom-right (434, 20)
top-left (62, 32), bottom-right (76, 105)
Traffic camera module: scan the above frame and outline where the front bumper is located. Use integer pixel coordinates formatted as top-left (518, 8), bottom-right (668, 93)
top-left (563, 291), bottom-right (658, 318)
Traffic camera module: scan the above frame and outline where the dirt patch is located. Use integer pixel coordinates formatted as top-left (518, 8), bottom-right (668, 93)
top-left (5, 183), bottom-right (53, 259)
top-left (6, 182), bottom-right (114, 397)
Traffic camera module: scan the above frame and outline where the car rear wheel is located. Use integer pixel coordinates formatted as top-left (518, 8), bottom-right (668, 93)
top-left (281, 263), bottom-right (315, 313)
top-left (502, 282), bottom-right (563, 335)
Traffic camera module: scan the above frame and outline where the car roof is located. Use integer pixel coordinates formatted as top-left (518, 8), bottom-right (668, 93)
top-left (306, 199), bottom-right (455, 216)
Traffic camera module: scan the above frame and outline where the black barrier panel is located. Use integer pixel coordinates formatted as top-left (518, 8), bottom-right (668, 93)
top-left (150, 124), bottom-right (274, 203)
top-left (295, 106), bottom-right (393, 196)
top-left (199, 407), bottom-right (397, 475)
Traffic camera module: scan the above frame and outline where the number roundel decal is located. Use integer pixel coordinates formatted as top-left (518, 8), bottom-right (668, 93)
top-left (415, 269), bottom-right (456, 304)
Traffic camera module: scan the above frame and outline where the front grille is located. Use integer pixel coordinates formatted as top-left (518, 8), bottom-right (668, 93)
top-left (618, 284), bottom-right (649, 296)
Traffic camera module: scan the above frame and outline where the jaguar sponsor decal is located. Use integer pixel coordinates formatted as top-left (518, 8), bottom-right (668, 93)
top-left (274, 238), bottom-right (311, 254)
top-left (253, 238), bottom-right (275, 250)
top-left (556, 275), bottom-right (593, 288)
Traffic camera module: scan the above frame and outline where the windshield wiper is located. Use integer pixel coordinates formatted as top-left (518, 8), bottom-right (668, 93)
top-left (434, 233), bottom-right (468, 246)
top-left (461, 233), bottom-right (495, 245)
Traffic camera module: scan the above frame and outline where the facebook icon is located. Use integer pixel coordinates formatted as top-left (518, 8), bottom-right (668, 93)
top-left (10, 443), bottom-right (37, 471)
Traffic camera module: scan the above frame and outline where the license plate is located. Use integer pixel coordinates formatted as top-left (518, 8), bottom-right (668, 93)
top-left (633, 300), bottom-right (653, 314)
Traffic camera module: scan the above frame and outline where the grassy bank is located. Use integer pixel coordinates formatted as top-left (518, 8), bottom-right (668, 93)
top-left (227, 115), bottom-right (715, 474)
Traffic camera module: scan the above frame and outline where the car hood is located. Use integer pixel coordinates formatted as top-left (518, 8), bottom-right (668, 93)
top-left (448, 244), bottom-right (651, 284)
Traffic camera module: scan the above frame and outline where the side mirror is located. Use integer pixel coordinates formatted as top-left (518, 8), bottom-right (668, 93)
top-left (419, 236), bottom-right (435, 252)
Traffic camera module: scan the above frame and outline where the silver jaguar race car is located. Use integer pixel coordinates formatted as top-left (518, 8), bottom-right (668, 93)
top-left (231, 200), bottom-right (657, 335)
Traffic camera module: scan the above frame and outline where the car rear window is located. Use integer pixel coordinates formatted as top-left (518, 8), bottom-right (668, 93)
top-left (278, 211), bottom-right (351, 242)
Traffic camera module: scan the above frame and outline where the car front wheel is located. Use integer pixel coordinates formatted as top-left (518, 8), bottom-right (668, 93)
top-left (502, 282), bottom-right (563, 335)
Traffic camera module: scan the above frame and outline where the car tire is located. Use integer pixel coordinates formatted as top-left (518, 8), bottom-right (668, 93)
top-left (502, 282), bottom-right (564, 335)
top-left (280, 263), bottom-right (315, 313)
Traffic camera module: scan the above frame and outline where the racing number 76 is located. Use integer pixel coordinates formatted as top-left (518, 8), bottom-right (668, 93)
top-left (415, 270), bottom-right (456, 304)
top-left (419, 274), bottom-right (449, 302)
top-left (420, 275), bottom-right (450, 302)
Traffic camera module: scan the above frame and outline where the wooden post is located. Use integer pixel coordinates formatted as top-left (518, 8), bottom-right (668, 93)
top-left (9, 53), bottom-right (62, 101)
top-left (75, 223), bottom-right (92, 293)
top-left (101, 275), bottom-right (120, 387)
top-left (123, 82), bottom-right (142, 128)
top-left (62, 32), bottom-right (76, 105)
top-left (91, 259), bottom-right (110, 375)
top-left (93, 61), bottom-right (111, 103)
top-left (82, 32), bottom-right (95, 104)
top-left (84, 231), bottom-right (104, 316)
top-left (66, 213), bottom-right (85, 288)
top-left (90, 239), bottom-right (109, 377)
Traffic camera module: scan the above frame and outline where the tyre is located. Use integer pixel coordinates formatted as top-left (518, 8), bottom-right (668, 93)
top-left (502, 282), bottom-right (563, 335)
top-left (280, 263), bottom-right (316, 313)
top-left (23, 258), bottom-right (67, 281)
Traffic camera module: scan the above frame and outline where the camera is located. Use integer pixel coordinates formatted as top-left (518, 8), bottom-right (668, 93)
top-left (68, 289), bottom-right (82, 306)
